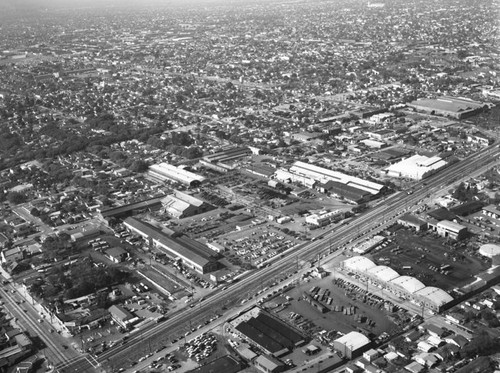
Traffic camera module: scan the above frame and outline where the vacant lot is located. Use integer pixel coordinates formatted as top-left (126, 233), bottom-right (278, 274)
top-left (370, 228), bottom-right (490, 290)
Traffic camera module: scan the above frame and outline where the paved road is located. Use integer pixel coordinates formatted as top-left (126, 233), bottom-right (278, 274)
top-left (98, 144), bottom-right (499, 371)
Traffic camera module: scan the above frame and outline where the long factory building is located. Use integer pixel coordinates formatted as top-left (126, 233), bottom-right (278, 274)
top-left (124, 217), bottom-right (218, 274)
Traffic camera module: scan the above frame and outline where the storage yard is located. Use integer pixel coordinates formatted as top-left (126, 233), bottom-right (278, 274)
top-left (370, 228), bottom-right (490, 291)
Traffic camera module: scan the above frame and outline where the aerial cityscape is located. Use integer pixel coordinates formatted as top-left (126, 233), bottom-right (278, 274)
top-left (0, 0), bottom-right (499, 372)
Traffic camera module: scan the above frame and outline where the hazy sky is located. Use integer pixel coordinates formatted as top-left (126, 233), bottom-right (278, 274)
top-left (2, 0), bottom-right (241, 10)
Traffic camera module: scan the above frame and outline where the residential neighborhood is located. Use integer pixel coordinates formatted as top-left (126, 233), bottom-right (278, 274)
top-left (0, 0), bottom-right (500, 373)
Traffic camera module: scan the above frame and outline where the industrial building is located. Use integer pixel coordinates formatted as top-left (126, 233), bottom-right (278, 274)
top-left (275, 161), bottom-right (383, 203)
top-left (320, 180), bottom-right (371, 204)
top-left (333, 331), bottom-right (371, 359)
top-left (98, 196), bottom-right (165, 223)
top-left (305, 210), bottom-right (343, 227)
top-left (123, 217), bottom-right (219, 274)
top-left (397, 214), bottom-right (428, 231)
top-left (408, 96), bottom-right (486, 119)
top-left (148, 163), bottom-right (205, 187)
top-left (254, 355), bottom-right (286, 373)
top-left (342, 256), bottom-right (454, 312)
top-left (203, 146), bottom-right (252, 163)
top-left (385, 154), bottom-right (448, 180)
top-left (428, 220), bottom-right (467, 240)
top-left (233, 309), bottom-right (305, 357)
top-left (161, 190), bottom-right (213, 219)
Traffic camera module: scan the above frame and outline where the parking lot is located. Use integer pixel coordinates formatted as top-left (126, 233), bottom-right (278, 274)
top-left (370, 228), bottom-right (490, 290)
top-left (255, 273), bottom-right (402, 349)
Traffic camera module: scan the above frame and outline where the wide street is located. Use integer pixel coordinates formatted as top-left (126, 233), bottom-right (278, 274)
top-left (97, 144), bottom-right (500, 370)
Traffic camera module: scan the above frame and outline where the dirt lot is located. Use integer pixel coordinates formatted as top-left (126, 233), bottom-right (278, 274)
top-left (369, 228), bottom-right (490, 290)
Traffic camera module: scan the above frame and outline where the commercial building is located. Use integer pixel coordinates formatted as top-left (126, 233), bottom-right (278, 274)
top-left (408, 96), bottom-right (486, 119)
top-left (148, 163), bottom-right (205, 187)
top-left (333, 331), bottom-right (371, 359)
top-left (108, 305), bottom-right (138, 329)
top-left (385, 154), bottom-right (448, 180)
top-left (161, 190), bottom-right (212, 219)
top-left (123, 217), bottom-right (218, 274)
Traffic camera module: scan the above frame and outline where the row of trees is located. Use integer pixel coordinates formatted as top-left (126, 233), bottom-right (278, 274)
top-left (30, 260), bottom-right (129, 304)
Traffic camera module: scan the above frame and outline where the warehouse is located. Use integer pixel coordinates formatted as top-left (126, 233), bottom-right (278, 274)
top-left (123, 217), bottom-right (219, 274)
top-left (333, 331), bottom-right (371, 359)
top-left (254, 355), bottom-right (286, 373)
top-left (366, 265), bottom-right (400, 284)
top-left (161, 190), bottom-right (212, 219)
top-left (408, 96), bottom-right (486, 119)
top-left (385, 154), bottom-right (447, 180)
top-left (413, 287), bottom-right (454, 311)
top-left (389, 276), bottom-right (425, 296)
top-left (397, 214), bottom-right (427, 231)
top-left (288, 161), bottom-right (384, 195)
top-left (233, 309), bottom-right (305, 357)
top-left (148, 163), bottom-right (205, 187)
top-left (305, 210), bottom-right (343, 227)
top-left (320, 180), bottom-right (371, 204)
top-left (98, 196), bottom-right (165, 223)
top-left (341, 256), bottom-right (454, 312)
top-left (428, 220), bottom-right (467, 240)
top-left (203, 146), bottom-right (252, 163)
top-left (274, 169), bottom-right (316, 189)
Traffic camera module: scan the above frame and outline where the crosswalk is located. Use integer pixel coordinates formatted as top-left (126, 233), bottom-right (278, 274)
top-left (55, 354), bottom-right (100, 373)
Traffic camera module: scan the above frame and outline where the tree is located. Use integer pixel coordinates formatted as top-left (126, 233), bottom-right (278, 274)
top-left (7, 191), bottom-right (27, 205)
top-left (129, 159), bottom-right (149, 173)
top-left (30, 207), bottom-right (40, 217)
top-left (461, 329), bottom-right (499, 358)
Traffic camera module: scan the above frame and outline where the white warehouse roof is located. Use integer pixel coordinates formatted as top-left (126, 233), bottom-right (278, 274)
top-left (385, 154), bottom-right (447, 180)
top-left (415, 287), bottom-right (453, 307)
top-left (343, 256), bottom-right (376, 272)
top-left (390, 276), bottom-right (425, 293)
top-left (368, 265), bottom-right (400, 282)
top-left (334, 331), bottom-right (371, 351)
top-left (290, 161), bottom-right (384, 195)
top-left (436, 220), bottom-right (466, 233)
top-left (149, 163), bottom-right (205, 186)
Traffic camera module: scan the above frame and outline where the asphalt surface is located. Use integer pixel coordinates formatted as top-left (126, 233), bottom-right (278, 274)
top-left (97, 144), bottom-right (500, 371)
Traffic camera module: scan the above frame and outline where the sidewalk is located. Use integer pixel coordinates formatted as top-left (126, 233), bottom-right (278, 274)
top-left (0, 268), bottom-right (73, 339)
